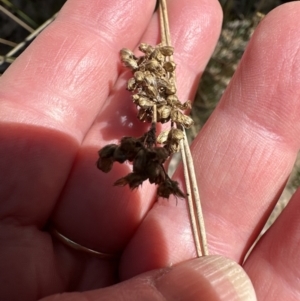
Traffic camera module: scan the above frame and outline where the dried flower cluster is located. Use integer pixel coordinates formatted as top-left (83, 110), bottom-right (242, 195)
top-left (97, 124), bottom-right (185, 198)
top-left (120, 43), bottom-right (193, 131)
top-left (97, 43), bottom-right (194, 198)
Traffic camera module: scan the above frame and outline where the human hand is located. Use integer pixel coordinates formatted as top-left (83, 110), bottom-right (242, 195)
top-left (1, 0), bottom-right (300, 300)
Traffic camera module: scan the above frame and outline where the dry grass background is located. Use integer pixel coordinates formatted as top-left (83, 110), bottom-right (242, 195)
top-left (1, 0), bottom-right (299, 233)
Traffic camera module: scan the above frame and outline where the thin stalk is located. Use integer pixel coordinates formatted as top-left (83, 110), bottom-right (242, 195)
top-left (180, 139), bottom-right (202, 257)
top-left (153, 104), bottom-right (157, 123)
top-left (0, 38), bottom-right (17, 47)
top-left (159, 0), bottom-right (209, 256)
top-left (0, 4), bottom-right (34, 33)
top-left (183, 129), bottom-right (209, 255)
top-left (0, 0), bottom-right (38, 28)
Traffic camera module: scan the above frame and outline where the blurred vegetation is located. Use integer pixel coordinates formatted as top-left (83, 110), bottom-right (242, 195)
top-left (191, 0), bottom-right (291, 136)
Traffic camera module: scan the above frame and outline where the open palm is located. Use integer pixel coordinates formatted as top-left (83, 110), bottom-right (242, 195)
top-left (1, 1), bottom-right (300, 300)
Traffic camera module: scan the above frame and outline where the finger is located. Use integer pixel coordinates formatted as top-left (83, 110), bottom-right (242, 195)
top-left (39, 256), bottom-right (256, 301)
top-left (243, 188), bottom-right (300, 301)
top-left (121, 2), bottom-right (300, 278)
top-left (51, 0), bottom-right (223, 255)
top-left (0, 0), bottom-right (156, 225)
top-left (0, 0), bottom-right (156, 141)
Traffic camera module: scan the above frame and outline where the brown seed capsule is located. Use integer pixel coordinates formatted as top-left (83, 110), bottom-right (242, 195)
top-left (145, 59), bottom-right (163, 73)
top-left (144, 85), bottom-right (157, 99)
top-left (127, 77), bottom-right (136, 91)
top-left (159, 45), bottom-right (174, 56)
top-left (169, 128), bottom-right (184, 141)
top-left (165, 83), bottom-right (176, 95)
top-left (166, 128), bottom-right (184, 153)
top-left (152, 147), bottom-right (170, 164)
top-left (120, 48), bottom-right (135, 60)
top-left (97, 144), bottom-right (118, 172)
top-left (144, 73), bottom-right (157, 87)
top-left (114, 173), bottom-right (147, 189)
top-left (97, 157), bottom-right (114, 173)
top-left (181, 115), bottom-right (194, 128)
top-left (152, 50), bottom-right (164, 63)
top-left (157, 105), bottom-right (171, 122)
top-left (166, 95), bottom-right (190, 110)
top-left (134, 71), bottom-right (144, 82)
top-left (133, 148), bottom-right (149, 174)
top-left (163, 61), bottom-right (176, 72)
top-left (157, 178), bottom-right (185, 198)
top-left (137, 108), bottom-right (152, 123)
top-left (122, 58), bottom-right (138, 70)
top-left (139, 43), bottom-right (155, 55)
top-left (157, 78), bottom-right (176, 95)
top-left (180, 100), bottom-right (192, 110)
top-left (119, 137), bottom-right (143, 161)
top-left (147, 163), bottom-right (165, 184)
top-left (98, 144), bottom-right (118, 158)
top-left (171, 110), bottom-right (194, 128)
top-left (157, 130), bottom-right (170, 144)
top-left (132, 94), bottom-right (140, 104)
top-left (138, 96), bottom-right (155, 109)
top-left (166, 94), bottom-right (179, 106)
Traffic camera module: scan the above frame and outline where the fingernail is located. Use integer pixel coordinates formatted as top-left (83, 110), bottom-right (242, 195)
top-left (155, 255), bottom-right (257, 301)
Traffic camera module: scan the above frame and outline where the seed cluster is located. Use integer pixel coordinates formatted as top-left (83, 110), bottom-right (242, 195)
top-left (97, 43), bottom-right (194, 198)
top-left (120, 43), bottom-right (193, 131)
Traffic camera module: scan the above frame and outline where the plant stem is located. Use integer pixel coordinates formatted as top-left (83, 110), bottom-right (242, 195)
top-left (159, 0), bottom-right (209, 256)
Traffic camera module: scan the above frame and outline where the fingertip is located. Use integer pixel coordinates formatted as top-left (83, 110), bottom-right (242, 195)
top-left (156, 255), bottom-right (257, 301)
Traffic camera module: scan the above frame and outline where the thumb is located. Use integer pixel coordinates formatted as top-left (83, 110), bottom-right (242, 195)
top-left (40, 255), bottom-right (256, 301)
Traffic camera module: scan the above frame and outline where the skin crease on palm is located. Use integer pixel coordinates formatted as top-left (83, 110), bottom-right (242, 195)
top-left (0, 0), bottom-right (300, 300)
